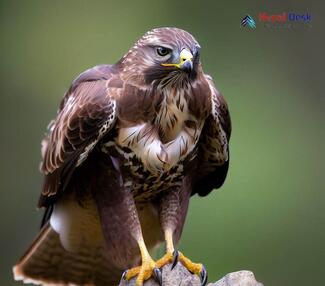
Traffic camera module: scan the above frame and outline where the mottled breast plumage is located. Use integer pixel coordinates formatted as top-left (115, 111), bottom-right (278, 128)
top-left (101, 78), bottom-right (209, 201)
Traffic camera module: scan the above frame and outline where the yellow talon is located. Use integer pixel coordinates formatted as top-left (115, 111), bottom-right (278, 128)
top-left (157, 228), bottom-right (208, 285)
top-left (137, 260), bottom-right (156, 285)
top-left (154, 228), bottom-right (175, 268)
top-left (156, 251), bottom-right (173, 268)
top-left (123, 239), bottom-right (159, 285)
top-left (178, 252), bottom-right (203, 274)
top-left (124, 257), bottom-right (156, 285)
top-left (124, 266), bottom-right (141, 280)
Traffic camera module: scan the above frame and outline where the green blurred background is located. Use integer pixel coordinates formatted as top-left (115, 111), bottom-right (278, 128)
top-left (1, 1), bottom-right (324, 285)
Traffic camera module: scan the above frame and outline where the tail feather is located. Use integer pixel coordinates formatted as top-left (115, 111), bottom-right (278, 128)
top-left (13, 193), bottom-right (125, 286)
top-left (13, 223), bottom-right (121, 286)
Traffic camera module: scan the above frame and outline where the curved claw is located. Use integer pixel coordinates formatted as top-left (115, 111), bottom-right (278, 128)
top-left (171, 250), bottom-right (179, 270)
top-left (121, 270), bottom-right (127, 280)
top-left (153, 267), bottom-right (162, 286)
top-left (200, 265), bottom-right (208, 286)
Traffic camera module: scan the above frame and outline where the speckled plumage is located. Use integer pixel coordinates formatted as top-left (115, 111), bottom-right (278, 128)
top-left (13, 27), bottom-right (231, 286)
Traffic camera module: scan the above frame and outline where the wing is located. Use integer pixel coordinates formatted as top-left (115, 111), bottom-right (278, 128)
top-left (38, 64), bottom-right (121, 208)
top-left (192, 75), bottom-right (231, 196)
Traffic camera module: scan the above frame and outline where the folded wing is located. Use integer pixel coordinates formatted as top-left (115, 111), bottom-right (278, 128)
top-left (192, 75), bottom-right (231, 196)
top-left (39, 65), bottom-right (120, 208)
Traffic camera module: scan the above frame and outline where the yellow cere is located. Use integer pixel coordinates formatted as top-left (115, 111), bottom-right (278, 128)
top-left (161, 48), bottom-right (193, 68)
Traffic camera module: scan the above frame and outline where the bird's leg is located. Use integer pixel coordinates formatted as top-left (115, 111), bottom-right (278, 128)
top-left (123, 238), bottom-right (161, 286)
top-left (92, 157), bottom-right (161, 286)
top-left (156, 227), bottom-right (207, 285)
top-left (156, 228), bottom-right (175, 267)
top-left (117, 204), bottom-right (162, 286)
top-left (156, 182), bottom-right (208, 285)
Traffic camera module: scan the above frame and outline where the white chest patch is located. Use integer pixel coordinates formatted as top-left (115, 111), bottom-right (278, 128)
top-left (115, 87), bottom-right (204, 175)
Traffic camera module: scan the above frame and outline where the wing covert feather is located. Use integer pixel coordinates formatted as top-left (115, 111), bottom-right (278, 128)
top-left (39, 65), bottom-right (119, 207)
top-left (192, 75), bottom-right (231, 196)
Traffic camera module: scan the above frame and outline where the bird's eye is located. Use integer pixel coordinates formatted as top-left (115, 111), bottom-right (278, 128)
top-left (156, 46), bottom-right (170, 57)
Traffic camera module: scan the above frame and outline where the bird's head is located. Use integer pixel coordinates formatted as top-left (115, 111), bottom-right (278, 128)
top-left (120, 27), bottom-right (202, 86)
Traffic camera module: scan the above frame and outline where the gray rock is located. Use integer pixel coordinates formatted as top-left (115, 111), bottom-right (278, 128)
top-left (118, 263), bottom-right (263, 286)
top-left (210, 270), bottom-right (263, 286)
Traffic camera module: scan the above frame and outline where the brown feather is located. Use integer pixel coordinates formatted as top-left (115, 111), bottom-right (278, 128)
top-left (192, 75), bottom-right (231, 196)
top-left (13, 224), bottom-right (120, 286)
top-left (39, 65), bottom-right (119, 207)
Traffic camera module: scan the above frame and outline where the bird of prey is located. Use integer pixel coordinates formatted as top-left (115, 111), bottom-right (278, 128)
top-left (13, 27), bottom-right (231, 286)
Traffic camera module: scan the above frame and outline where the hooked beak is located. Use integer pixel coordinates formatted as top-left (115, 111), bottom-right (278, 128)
top-left (161, 49), bottom-right (193, 73)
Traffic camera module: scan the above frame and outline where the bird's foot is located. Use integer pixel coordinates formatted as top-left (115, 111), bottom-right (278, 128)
top-left (123, 257), bottom-right (162, 286)
top-left (156, 251), bottom-right (174, 268)
top-left (167, 250), bottom-right (208, 286)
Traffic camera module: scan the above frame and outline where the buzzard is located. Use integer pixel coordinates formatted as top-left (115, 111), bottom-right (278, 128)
top-left (13, 27), bottom-right (231, 286)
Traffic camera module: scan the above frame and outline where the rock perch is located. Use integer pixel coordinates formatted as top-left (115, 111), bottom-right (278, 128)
top-left (118, 262), bottom-right (263, 286)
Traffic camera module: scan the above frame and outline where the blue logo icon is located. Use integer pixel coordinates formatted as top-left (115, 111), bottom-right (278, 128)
top-left (241, 15), bottom-right (256, 28)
